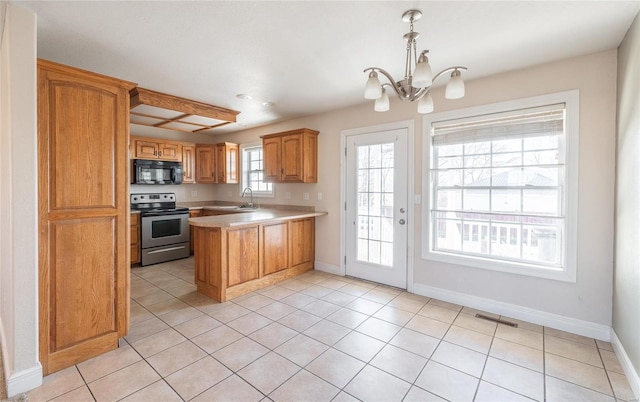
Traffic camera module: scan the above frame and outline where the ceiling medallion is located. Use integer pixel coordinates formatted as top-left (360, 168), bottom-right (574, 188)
top-left (363, 9), bottom-right (467, 113)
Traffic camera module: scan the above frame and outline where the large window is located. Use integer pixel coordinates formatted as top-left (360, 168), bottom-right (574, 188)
top-left (423, 91), bottom-right (579, 281)
top-left (241, 143), bottom-right (273, 196)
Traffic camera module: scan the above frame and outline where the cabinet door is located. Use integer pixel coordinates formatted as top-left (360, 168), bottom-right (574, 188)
top-left (214, 144), bottom-right (225, 183)
top-left (225, 143), bottom-right (239, 184)
top-left (281, 134), bottom-right (304, 182)
top-left (195, 145), bottom-right (215, 183)
top-left (215, 143), bottom-right (239, 184)
top-left (135, 139), bottom-right (159, 159)
top-left (182, 144), bottom-right (196, 183)
top-left (290, 218), bottom-right (315, 267)
top-left (263, 137), bottom-right (282, 182)
top-left (262, 222), bottom-right (289, 276)
top-left (38, 60), bottom-right (133, 375)
top-left (302, 132), bottom-right (318, 183)
top-left (158, 142), bottom-right (181, 161)
top-left (189, 209), bottom-right (202, 254)
top-left (226, 226), bottom-right (260, 286)
top-left (130, 213), bottom-right (140, 264)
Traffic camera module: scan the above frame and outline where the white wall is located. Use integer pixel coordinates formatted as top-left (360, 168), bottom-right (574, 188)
top-left (614, 9), bottom-right (640, 391)
top-left (0, 2), bottom-right (41, 396)
top-left (212, 50), bottom-right (618, 338)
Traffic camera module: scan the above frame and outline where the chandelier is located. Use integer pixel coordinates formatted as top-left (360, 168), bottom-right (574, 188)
top-left (363, 9), bottom-right (467, 114)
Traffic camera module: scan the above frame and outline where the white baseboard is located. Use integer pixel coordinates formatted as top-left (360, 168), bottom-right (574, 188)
top-left (611, 329), bottom-right (640, 400)
top-left (7, 363), bottom-right (42, 397)
top-left (412, 283), bottom-right (611, 341)
top-left (314, 261), bottom-right (341, 276)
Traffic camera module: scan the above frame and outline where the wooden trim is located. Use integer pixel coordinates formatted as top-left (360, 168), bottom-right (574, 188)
top-left (37, 59), bottom-right (136, 90)
top-left (130, 87), bottom-right (239, 122)
top-left (260, 127), bottom-right (319, 140)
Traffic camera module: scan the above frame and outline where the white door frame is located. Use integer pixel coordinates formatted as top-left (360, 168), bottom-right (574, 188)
top-left (340, 120), bottom-right (415, 292)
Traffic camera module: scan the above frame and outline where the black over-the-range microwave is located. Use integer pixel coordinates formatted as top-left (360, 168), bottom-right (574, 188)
top-left (133, 159), bottom-right (183, 185)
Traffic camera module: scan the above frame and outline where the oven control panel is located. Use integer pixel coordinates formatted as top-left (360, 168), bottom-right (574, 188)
top-left (131, 193), bottom-right (176, 205)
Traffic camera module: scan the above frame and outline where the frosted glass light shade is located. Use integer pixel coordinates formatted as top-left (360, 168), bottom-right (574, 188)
top-left (417, 92), bottom-right (434, 114)
top-left (412, 54), bottom-right (433, 88)
top-left (445, 70), bottom-right (465, 99)
top-left (374, 88), bottom-right (390, 112)
top-left (364, 71), bottom-right (382, 99)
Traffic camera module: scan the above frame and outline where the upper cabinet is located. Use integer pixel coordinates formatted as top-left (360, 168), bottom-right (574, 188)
top-left (195, 143), bottom-right (239, 184)
top-left (262, 128), bottom-right (319, 183)
top-left (182, 143), bottom-right (196, 184)
top-left (215, 142), bottom-right (239, 184)
top-left (130, 87), bottom-right (240, 133)
top-left (131, 136), bottom-right (182, 161)
top-left (195, 144), bottom-right (216, 183)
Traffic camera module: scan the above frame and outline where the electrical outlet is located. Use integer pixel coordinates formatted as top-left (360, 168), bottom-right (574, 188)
top-left (303, 192), bottom-right (309, 200)
top-left (317, 192), bottom-right (323, 200)
top-left (190, 190), bottom-right (198, 198)
top-left (285, 191), bottom-right (291, 200)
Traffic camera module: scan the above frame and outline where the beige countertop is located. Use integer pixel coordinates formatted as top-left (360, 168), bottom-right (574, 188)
top-left (189, 209), bottom-right (327, 228)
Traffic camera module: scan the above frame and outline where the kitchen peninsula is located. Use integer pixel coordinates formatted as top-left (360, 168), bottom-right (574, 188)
top-left (189, 207), bottom-right (327, 302)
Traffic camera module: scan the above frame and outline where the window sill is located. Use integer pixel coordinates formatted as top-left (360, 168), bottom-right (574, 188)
top-left (422, 249), bottom-right (576, 283)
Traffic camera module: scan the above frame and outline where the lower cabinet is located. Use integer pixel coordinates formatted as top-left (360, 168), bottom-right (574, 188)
top-left (193, 217), bottom-right (315, 301)
top-left (131, 213), bottom-right (141, 264)
top-left (189, 209), bottom-right (203, 254)
top-left (262, 222), bottom-right (289, 276)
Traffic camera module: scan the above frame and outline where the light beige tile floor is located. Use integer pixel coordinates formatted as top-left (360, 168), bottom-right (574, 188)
top-left (26, 257), bottom-right (637, 402)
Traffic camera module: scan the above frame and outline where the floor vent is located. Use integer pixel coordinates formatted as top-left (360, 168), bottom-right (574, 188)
top-left (475, 314), bottom-right (518, 328)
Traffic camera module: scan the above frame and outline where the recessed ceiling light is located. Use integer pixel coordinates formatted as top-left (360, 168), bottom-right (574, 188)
top-left (236, 94), bottom-right (252, 100)
top-left (262, 101), bottom-right (275, 107)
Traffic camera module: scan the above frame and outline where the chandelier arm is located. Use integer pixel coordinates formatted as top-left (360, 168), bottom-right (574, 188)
top-left (432, 66), bottom-right (468, 83)
top-left (363, 67), bottom-right (406, 99)
top-left (413, 87), bottom-right (430, 100)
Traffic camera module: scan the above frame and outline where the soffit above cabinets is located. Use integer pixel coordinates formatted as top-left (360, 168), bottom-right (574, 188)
top-left (130, 87), bottom-right (240, 133)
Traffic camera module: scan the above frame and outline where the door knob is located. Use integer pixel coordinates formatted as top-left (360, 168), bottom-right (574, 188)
top-left (400, 208), bottom-right (406, 213)
top-left (399, 219), bottom-right (406, 225)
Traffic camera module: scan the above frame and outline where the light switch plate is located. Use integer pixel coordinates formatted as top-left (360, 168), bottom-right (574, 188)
top-left (303, 192), bottom-right (309, 200)
top-left (190, 191), bottom-right (198, 198)
top-left (317, 192), bottom-right (323, 200)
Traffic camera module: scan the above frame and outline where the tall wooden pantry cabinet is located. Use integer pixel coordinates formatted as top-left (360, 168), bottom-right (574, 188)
top-left (37, 59), bottom-right (135, 374)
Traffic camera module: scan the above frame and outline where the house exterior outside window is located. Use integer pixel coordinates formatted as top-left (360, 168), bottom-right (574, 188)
top-left (241, 143), bottom-right (273, 197)
top-left (423, 91), bottom-right (579, 282)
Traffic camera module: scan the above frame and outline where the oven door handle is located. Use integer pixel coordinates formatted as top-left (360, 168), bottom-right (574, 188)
top-left (147, 245), bottom-right (187, 254)
top-left (142, 211), bottom-right (189, 217)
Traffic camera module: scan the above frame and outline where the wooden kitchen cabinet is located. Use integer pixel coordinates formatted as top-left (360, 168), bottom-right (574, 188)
top-left (195, 142), bottom-right (239, 184)
top-left (130, 135), bottom-right (182, 161)
top-left (262, 128), bottom-right (319, 183)
top-left (189, 209), bottom-right (202, 254)
top-left (131, 213), bottom-right (141, 264)
top-left (262, 222), bottom-right (289, 276)
top-left (290, 217), bottom-right (315, 268)
top-left (215, 142), bottom-right (239, 183)
top-left (182, 142), bottom-right (196, 183)
top-left (195, 144), bottom-right (216, 183)
top-left (38, 59), bottom-right (134, 374)
top-left (192, 217), bottom-right (316, 302)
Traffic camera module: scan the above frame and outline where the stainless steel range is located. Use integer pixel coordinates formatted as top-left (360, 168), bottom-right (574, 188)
top-left (131, 192), bottom-right (190, 266)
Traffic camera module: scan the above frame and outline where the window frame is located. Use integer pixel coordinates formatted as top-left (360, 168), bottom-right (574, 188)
top-left (240, 142), bottom-right (274, 198)
top-left (422, 90), bottom-right (579, 282)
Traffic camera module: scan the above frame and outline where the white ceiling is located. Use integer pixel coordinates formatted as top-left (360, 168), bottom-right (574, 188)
top-left (16, 1), bottom-right (640, 133)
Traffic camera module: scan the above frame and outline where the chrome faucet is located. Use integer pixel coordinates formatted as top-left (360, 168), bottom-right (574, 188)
top-left (241, 187), bottom-right (254, 208)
